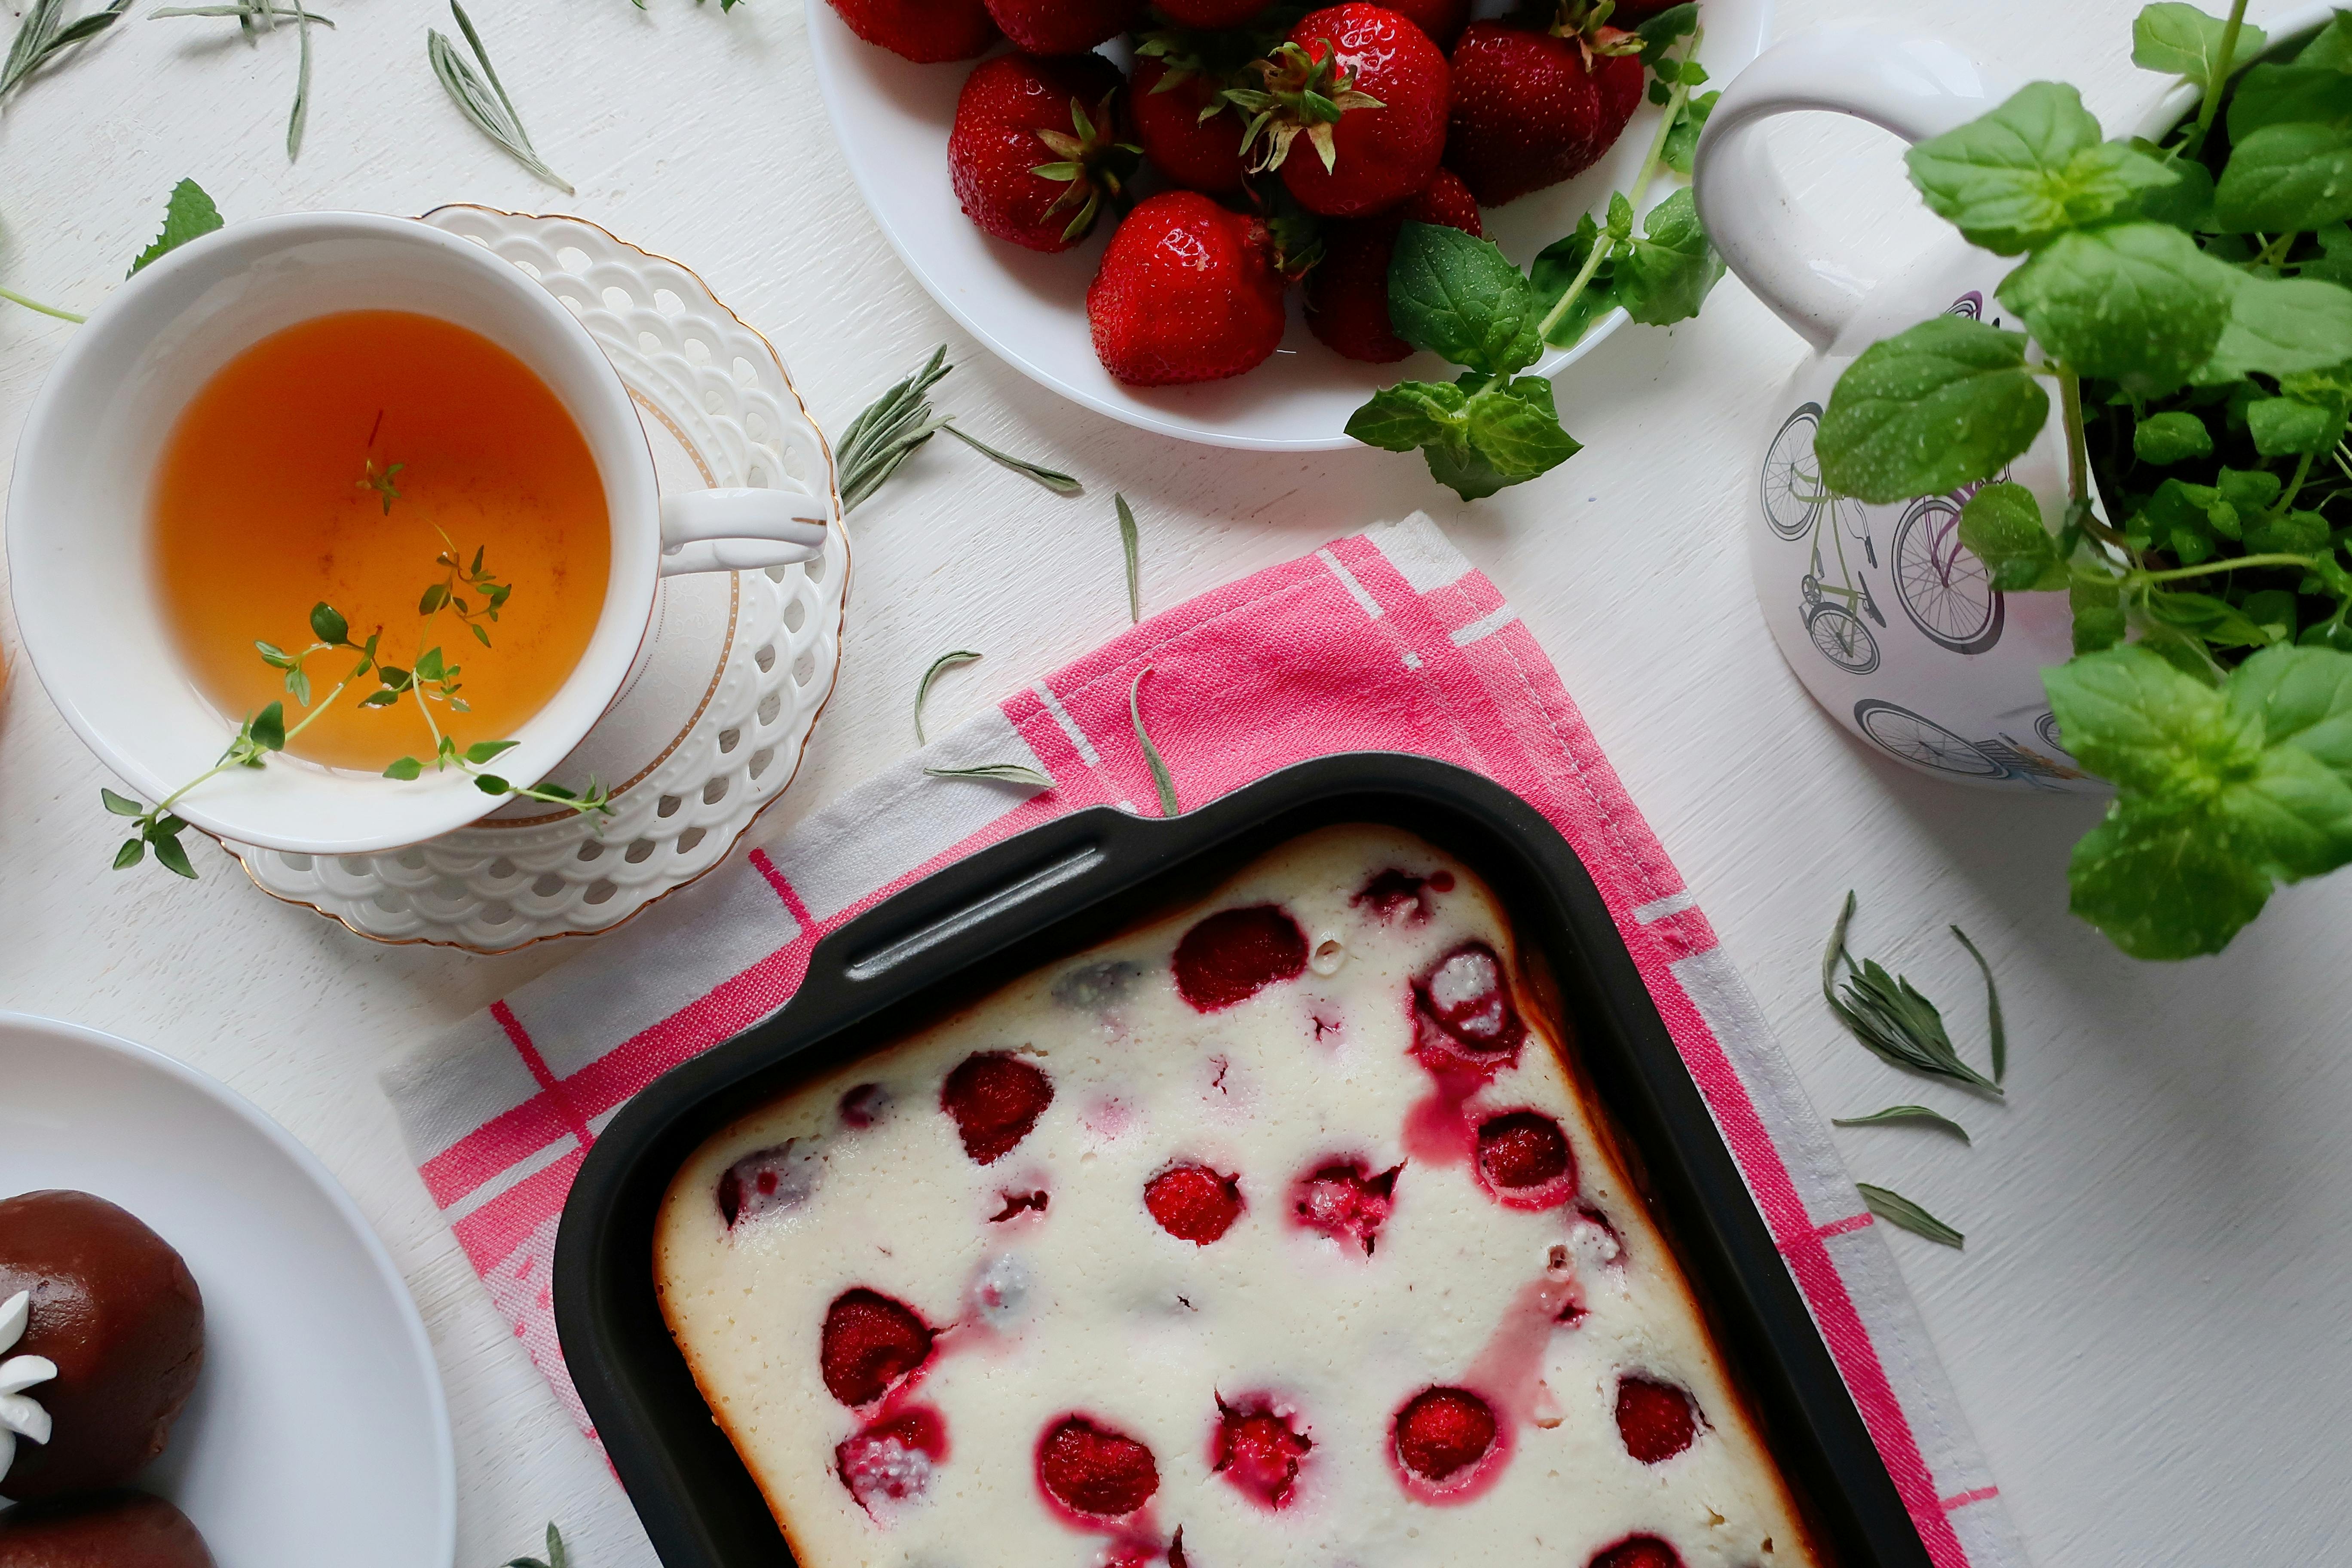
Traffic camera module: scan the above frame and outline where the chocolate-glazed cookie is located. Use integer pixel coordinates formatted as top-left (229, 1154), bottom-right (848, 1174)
top-left (0, 1193), bottom-right (203, 1501)
top-left (0, 1490), bottom-right (214, 1567)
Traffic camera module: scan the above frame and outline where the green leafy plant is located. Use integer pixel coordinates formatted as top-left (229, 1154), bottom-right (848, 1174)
top-left (0, 0), bottom-right (126, 102)
top-left (105, 495), bottom-right (609, 879)
top-left (3, 178), bottom-right (220, 324)
top-left (1344, 5), bottom-right (1724, 499)
top-left (153, 0), bottom-right (325, 159)
top-left (1812, 0), bottom-right (2352, 959)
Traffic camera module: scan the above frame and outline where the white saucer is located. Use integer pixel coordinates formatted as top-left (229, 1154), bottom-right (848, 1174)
top-left (0, 1012), bottom-right (454, 1564)
top-left (225, 209), bottom-right (851, 953)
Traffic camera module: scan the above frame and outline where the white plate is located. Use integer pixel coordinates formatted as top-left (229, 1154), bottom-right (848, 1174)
top-left (807, 0), bottom-right (1769, 450)
top-left (0, 1014), bottom-right (454, 1564)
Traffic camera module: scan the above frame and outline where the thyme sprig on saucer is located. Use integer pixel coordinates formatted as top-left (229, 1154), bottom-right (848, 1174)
top-left (105, 539), bottom-right (609, 880)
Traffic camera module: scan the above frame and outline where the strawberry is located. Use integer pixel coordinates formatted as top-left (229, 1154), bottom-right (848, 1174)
top-left (1444, 17), bottom-right (1645, 206)
top-left (1213, 1398), bottom-right (1311, 1506)
top-left (1614, 1375), bottom-right (1698, 1464)
top-left (941, 1049), bottom-right (1055, 1162)
top-left (1591, 1538), bottom-right (1684, 1568)
top-left (983, 0), bottom-right (1142, 55)
top-left (1305, 167), bottom-right (1479, 362)
top-left (1037, 1416), bottom-right (1160, 1518)
top-left (950, 53), bottom-right (1139, 252)
top-left (1132, 55), bottom-right (1251, 194)
top-left (1392, 1387), bottom-right (1496, 1482)
top-left (826, 0), bottom-right (998, 61)
top-left (1144, 1162), bottom-right (1244, 1242)
top-left (1173, 904), bottom-right (1309, 1011)
top-left (1089, 192), bottom-right (1288, 384)
top-left (819, 1289), bottom-right (934, 1407)
top-left (1233, 4), bottom-right (1450, 217)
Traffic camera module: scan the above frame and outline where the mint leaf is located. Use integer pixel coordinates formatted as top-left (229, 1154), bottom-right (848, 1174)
top-left (2132, 3), bottom-right (2266, 90)
top-left (1904, 82), bottom-right (2178, 255)
top-left (1661, 87), bottom-right (1718, 177)
top-left (1957, 481), bottom-right (2066, 590)
top-left (2214, 122), bottom-right (2352, 233)
top-left (1531, 215), bottom-right (1620, 349)
top-left (1816, 316), bottom-right (2049, 503)
top-left (1386, 222), bottom-right (1541, 375)
top-left (2134, 409), bottom-right (2213, 462)
top-left (2071, 569), bottom-right (2127, 652)
top-left (2199, 274), bottom-right (2352, 380)
top-left (1997, 222), bottom-right (2235, 395)
top-left (2226, 63), bottom-right (2352, 138)
top-left (1615, 187), bottom-right (1724, 326)
top-left (2299, 9), bottom-right (2352, 70)
top-left (127, 178), bottom-right (221, 276)
top-left (2229, 643), bottom-right (2352, 770)
top-left (2249, 394), bottom-right (2345, 454)
top-left (2119, 137), bottom-right (2216, 230)
top-left (2044, 643), bottom-right (2248, 793)
top-left (1464, 376), bottom-right (1580, 480)
top-left (2067, 802), bottom-right (2275, 958)
top-left (1423, 441), bottom-right (1511, 502)
top-left (1347, 381), bottom-right (1467, 451)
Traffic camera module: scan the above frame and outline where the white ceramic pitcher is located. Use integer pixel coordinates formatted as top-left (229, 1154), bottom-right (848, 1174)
top-left (1691, 8), bottom-right (2342, 792)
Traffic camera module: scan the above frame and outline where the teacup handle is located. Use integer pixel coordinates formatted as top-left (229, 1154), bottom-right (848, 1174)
top-left (658, 487), bottom-right (831, 577)
top-left (1693, 31), bottom-right (2016, 352)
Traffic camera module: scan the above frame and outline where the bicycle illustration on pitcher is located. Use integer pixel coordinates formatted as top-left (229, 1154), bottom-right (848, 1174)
top-left (1760, 401), bottom-right (1884, 674)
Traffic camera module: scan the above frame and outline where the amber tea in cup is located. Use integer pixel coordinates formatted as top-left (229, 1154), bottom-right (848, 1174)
top-left (151, 309), bottom-right (612, 771)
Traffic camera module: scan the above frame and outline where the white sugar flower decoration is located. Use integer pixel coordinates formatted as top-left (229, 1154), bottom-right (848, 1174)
top-left (0, 1290), bottom-right (57, 1487)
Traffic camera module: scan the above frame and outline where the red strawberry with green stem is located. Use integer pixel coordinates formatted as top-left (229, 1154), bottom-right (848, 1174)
top-left (982, 0), bottom-right (1143, 56)
top-left (1306, 167), bottom-right (1479, 362)
top-left (825, 0), bottom-right (999, 62)
top-left (1088, 190), bottom-right (1288, 385)
top-left (1445, 6), bottom-right (1645, 207)
top-left (949, 53), bottom-right (1140, 252)
top-left (1231, 3), bottom-right (1449, 217)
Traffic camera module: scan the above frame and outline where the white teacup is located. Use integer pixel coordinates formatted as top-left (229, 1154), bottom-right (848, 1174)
top-left (5, 211), bottom-right (831, 854)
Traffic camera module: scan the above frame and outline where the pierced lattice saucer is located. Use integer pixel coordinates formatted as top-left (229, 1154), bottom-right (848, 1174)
top-left (224, 208), bottom-right (849, 954)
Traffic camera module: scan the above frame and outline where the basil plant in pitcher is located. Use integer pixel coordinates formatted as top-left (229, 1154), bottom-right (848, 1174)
top-left (1813, 1), bottom-right (2352, 961)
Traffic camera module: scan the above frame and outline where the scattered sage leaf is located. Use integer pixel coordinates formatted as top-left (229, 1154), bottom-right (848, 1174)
top-left (914, 649), bottom-right (981, 744)
top-left (127, 178), bottom-right (223, 275)
top-left (1821, 891), bottom-right (2002, 1095)
top-left (835, 346), bottom-right (952, 512)
top-left (1832, 1105), bottom-right (1972, 1142)
top-left (923, 763), bottom-right (1052, 787)
top-left (1116, 493), bottom-right (1140, 623)
top-left (1856, 1182), bottom-right (1964, 1248)
top-left (286, 0), bottom-right (313, 159)
top-left (937, 420), bottom-right (1080, 496)
top-left (429, 0), bottom-right (571, 194)
top-left (0, 0), bottom-right (129, 101)
top-left (1949, 925), bottom-right (2006, 1083)
top-left (1129, 668), bottom-right (1178, 816)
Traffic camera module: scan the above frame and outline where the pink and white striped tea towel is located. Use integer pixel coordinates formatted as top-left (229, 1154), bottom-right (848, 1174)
top-left (383, 514), bottom-right (2024, 1568)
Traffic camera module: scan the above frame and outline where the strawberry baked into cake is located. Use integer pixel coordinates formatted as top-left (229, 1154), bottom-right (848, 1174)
top-left (654, 824), bottom-right (1823, 1568)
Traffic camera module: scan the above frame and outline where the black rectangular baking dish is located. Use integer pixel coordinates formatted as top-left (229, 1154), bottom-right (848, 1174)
top-left (553, 752), bottom-right (1933, 1568)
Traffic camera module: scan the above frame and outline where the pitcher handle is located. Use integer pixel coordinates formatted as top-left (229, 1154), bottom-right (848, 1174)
top-left (1693, 31), bottom-right (2016, 352)
top-left (658, 486), bottom-right (832, 577)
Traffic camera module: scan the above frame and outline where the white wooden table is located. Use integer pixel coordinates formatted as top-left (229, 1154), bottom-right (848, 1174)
top-left (1, 1), bottom-right (2343, 1562)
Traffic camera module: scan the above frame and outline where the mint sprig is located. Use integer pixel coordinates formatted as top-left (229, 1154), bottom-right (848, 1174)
top-left (1342, 11), bottom-right (1722, 501)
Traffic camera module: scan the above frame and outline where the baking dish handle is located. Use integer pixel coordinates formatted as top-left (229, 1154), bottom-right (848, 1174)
top-left (839, 842), bottom-right (1112, 982)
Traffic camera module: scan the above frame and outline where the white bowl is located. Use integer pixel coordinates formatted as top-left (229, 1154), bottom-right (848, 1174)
top-left (806, 0), bottom-right (1771, 450)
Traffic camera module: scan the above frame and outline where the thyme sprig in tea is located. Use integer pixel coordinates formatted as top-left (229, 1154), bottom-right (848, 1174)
top-left (106, 533), bottom-right (610, 879)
